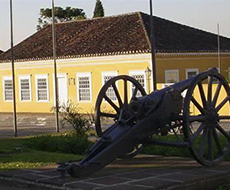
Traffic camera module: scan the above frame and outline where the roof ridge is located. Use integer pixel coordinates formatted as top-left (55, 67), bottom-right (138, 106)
top-left (53, 11), bottom-right (142, 26)
top-left (138, 12), bottom-right (151, 50)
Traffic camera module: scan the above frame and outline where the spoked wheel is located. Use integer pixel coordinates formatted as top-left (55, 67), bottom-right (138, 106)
top-left (95, 75), bottom-right (146, 158)
top-left (183, 69), bottom-right (230, 166)
top-left (95, 75), bottom-right (146, 136)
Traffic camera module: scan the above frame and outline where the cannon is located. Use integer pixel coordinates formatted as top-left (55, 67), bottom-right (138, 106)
top-left (58, 68), bottom-right (230, 178)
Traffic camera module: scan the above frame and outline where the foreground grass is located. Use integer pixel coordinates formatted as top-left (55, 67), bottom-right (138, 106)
top-left (0, 137), bottom-right (83, 170)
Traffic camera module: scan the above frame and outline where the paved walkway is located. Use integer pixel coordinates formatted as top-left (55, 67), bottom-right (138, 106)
top-left (0, 155), bottom-right (230, 190)
top-left (0, 113), bottom-right (72, 138)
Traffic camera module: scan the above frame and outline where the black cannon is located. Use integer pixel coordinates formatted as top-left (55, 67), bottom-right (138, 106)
top-left (58, 68), bottom-right (230, 178)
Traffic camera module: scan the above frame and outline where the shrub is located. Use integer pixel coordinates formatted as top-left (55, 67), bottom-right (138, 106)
top-left (24, 133), bottom-right (93, 155)
top-left (52, 101), bottom-right (95, 137)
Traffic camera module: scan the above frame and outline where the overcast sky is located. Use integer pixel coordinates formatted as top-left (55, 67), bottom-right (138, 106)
top-left (0, 0), bottom-right (230, 51)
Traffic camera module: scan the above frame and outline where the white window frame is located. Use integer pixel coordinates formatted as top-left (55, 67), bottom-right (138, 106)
top-left (35, 74), bottom-right (49, 102)
top-left (19, 75), bottom-right (32, 102)
top-left (165, 69), bottom-right (179, 83)
top-left (101, 71), bottom-right (118, 101)
top-left (76, 72), bottom-right (92, 102)
top-left (129, 70), bottom-right (147, 97)
top-left (186, 68), bottom-right (199, 79)
top-left (3, 76), bottom-right (13, 102)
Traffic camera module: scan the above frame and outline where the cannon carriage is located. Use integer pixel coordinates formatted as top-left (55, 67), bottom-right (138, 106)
top-left (58, 68), bottom-right (230, 178)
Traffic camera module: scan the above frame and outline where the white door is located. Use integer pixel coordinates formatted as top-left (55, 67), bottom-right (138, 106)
top-left (57, 75), bottom-right (68, 106)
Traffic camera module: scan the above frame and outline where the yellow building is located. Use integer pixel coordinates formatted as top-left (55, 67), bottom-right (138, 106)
top-left (0, 12), bottom-right (229, 114)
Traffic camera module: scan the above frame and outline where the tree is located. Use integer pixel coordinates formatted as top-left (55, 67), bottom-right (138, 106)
top-left (93, 0), bottom-right (105, 18)
top-left (37, 7), bottom-right (86, 30)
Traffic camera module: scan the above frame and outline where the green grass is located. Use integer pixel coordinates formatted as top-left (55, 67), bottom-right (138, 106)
top-left (0, 136), bottom-right (84, 170)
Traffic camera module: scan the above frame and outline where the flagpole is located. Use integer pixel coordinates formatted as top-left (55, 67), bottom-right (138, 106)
top-left (149, 0), bottom-right (157, 91)
top-left (52, 0), bottom-right (59, 133)
top-left (217, 23), bottom-right (221, 74)
top-left (10, 0), bottom-right (18, 137)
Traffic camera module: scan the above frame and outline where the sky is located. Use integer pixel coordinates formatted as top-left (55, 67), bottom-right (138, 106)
top-left (0, 0), bottom-right (230, 51)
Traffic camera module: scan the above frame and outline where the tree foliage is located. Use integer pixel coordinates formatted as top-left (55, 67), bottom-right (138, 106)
top-left (93, 0), bottom-right (105, 18)
top-left (37, 7), bottom-right (86, 30)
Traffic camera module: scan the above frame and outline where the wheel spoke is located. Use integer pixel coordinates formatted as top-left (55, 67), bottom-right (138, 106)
top-left (123, 79), bottom-right (128, 106)
top-left (112, 83), bottom-right (123, 108)
top-left (104, 95), bottom-right (120, 113)
top-left (208, 128), bottom-right (214, 161)
top-left (216, 96), bottom-right (230, 112)
top-left (199, 127), bottom-right (208, 157)
top-left (191, 122), bottom-right (206, 143)
top-left (212, 82), bottom-right (222, 107)
top-left (213, 128), bottom-right (223, 155)
top-left (207, 76), bottom-right (213, 104)
top-left (216, 124), bottom-right (230, 140)
top-left (100, 112), bottom-right (117, 118)
top-left (131, 87), bottom-right (138, 100)
top-left (198, 82), bottom-right (207, 108)
top-left (191, 96), bottom-right (205, 114)
top-left (189, 115), bottom-right (206, 122)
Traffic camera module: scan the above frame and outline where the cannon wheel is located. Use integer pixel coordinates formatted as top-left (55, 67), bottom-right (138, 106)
top-left (183, 70), bottom-right (230, 166)
top-left (95, 75), bottom-right (146, 158)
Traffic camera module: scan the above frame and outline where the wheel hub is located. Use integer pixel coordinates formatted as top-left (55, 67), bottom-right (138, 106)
top-left (206, 107), bottom-right (219, 124)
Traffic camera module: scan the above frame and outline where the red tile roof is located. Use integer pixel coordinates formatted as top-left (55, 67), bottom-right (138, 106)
top-left (0, 12), bottom-right (229, 62)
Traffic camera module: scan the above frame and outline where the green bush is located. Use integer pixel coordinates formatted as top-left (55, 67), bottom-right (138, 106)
top-left (52, 101), bottom-right (95, 137)
top-left (24, 133), bottom-right (93, 155)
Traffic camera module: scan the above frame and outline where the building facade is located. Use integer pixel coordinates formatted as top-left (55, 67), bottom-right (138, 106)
top-left (0, 12), bottom-right (229, 114)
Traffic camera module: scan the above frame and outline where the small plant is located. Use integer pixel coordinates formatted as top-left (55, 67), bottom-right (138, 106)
top-left (52, 101), bottom-right (95, 137)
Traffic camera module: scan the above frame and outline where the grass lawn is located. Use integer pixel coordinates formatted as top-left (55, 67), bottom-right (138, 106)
top-left (0, 137), bottom-right (83, 170)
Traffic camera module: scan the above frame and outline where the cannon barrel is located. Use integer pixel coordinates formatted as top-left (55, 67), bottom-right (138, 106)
top-left (129, 68), bottom-right (218, 118)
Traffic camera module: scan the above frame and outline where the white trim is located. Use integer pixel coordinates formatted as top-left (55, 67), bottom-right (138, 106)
top-left (2, 76), bottom-right (13, 102)
top-left (186, 68), bottom-right (199, 79)
top-left (35, 74), bottom-right (49, 102)
top-left (129, 70), bottom-right (147, 96)
top-left (165, 69), bottom-right (179, 83)
top-left (76, 72), bottom-right (92, 102)
top-left (18, 75), bottom-right (32, 102)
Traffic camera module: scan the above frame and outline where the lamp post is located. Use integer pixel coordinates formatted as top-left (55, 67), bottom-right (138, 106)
top-left (217, 23), bottom-right (221, 74)
top-left (149, 0), bottom-right (157, 91)
top-left (52, 0), bottom-right (59, 133)
top-left (10, 0), bottom-right (18, 137)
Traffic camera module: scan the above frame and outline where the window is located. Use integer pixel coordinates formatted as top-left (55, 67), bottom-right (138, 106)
top-left (77, 73), bottom-right (92, 101)
top-left (186, 69), bottom-right (199, 79)
top-left (36, 75), bottom-right (49, 101)
top-left (130, 71), bottom-right (146, 97)
top-left (165, 70), bottom-right (179, 83)
top-left (3, 77), bottom-right (13, 101)
top-left (102, 72), bottom-right (117, 101)
top-left (19, 75), bottom-right (31, 101)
